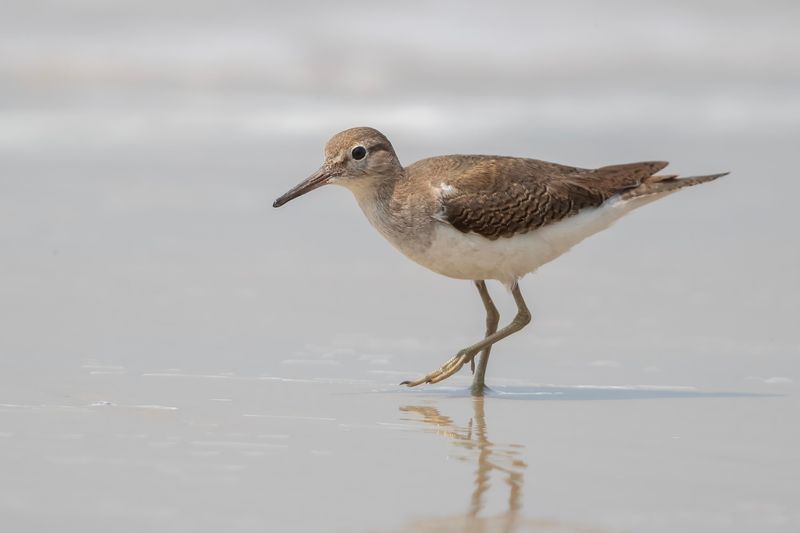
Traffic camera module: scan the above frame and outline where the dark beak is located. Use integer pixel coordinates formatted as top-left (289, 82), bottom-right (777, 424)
top-left (273, 167), bottom-right (332, 208)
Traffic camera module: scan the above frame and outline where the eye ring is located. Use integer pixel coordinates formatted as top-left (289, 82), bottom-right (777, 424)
top-left (351, 146), bottom-right (367, 160)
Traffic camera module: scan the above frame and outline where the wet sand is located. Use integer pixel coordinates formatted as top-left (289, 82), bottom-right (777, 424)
top-left (0, 363), bottom-right (797, 532)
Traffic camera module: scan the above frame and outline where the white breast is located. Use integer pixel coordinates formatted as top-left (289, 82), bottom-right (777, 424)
top-left (405, 195), bottom-right (652, 286)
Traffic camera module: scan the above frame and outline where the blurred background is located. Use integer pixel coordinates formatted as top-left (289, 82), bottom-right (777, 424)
top-left (2, 0), bottom-right (797, 379)
top-left (1, 1), bottom-right (799, 531)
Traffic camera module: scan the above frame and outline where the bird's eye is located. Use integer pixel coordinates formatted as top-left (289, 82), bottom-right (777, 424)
top-left (351, 146), bottom-right (367, 160)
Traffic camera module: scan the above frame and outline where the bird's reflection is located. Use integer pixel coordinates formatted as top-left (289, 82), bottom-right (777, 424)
top-left (400, 398), bottom-right (527, 532)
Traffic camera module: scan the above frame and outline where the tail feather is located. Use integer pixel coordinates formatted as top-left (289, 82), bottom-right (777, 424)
top-left (621, 172), bottom-right (729, 200)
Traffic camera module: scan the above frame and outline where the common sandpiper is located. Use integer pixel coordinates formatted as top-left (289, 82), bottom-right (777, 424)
top-left (273, 127), bottom-right (726, 395)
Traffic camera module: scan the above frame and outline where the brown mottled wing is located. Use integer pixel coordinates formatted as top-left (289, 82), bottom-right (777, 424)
top-left (437, 157), bottom-right (668, 240)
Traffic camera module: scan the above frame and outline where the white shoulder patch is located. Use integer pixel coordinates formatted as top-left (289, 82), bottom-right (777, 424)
top-left (432, 183), bottom-right (457, 224)
top-left (439, 183), bottom-right (457, 196)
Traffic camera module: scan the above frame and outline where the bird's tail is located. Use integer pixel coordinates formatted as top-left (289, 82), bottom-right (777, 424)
top-left (621, 171), bottom-right (729, 201)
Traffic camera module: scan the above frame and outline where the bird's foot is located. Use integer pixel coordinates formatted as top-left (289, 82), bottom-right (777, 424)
top-left (469, 381), bottom-right (490, 397)
top-left (400, 348), bottom-right (478, 387)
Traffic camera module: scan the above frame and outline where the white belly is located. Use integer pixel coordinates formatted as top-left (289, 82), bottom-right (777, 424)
top-left (406, 195), bottom-right (648, 286)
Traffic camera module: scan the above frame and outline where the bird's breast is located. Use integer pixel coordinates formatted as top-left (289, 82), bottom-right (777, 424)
top-left (381, 196), bottom-right (637, 285)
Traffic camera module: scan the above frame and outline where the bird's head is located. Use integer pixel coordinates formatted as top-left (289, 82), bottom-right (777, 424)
top-left (273, 127), bottom-right (402, 208)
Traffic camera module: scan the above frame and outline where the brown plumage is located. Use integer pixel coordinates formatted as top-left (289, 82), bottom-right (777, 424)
top-left (426, 156), bottom-right (725, 240)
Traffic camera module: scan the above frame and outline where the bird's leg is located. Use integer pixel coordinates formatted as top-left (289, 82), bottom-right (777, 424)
top-left (471, 280), bottom-right (500, 396)
top-left (402, 282), bottom-right (531, 388)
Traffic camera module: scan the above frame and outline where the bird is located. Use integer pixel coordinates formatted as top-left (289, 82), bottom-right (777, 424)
top-left (273, 127), bottom-right (726, 394)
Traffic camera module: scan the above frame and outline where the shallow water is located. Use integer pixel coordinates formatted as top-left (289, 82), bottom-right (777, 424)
top-left (1, 366), bottom-right (796, 532)
top-left (2, 1), bottom-right (799, 531)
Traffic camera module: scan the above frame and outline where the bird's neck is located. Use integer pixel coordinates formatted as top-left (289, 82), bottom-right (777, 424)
top-left (346, 171), bottom-right (414, 241)
top-left (345, 169), bottom-right (436, 257)
top-left (347, 172), bottom-right (400, 229)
